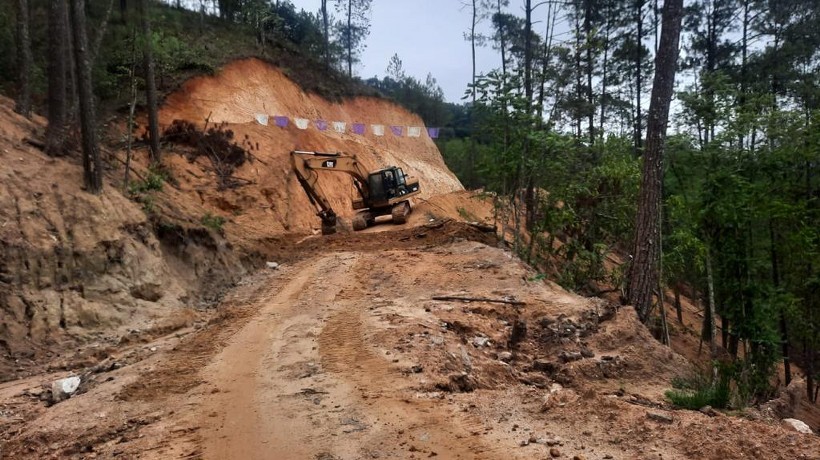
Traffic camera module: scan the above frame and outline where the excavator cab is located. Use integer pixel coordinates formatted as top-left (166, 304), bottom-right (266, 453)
top-left (367, 167), bottom-right (418, 204)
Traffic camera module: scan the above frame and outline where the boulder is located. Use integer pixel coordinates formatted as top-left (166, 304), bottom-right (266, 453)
top-left (783, 418), bottom-right (813, 434)
top-left (51, 376), bottom-right (81, 403)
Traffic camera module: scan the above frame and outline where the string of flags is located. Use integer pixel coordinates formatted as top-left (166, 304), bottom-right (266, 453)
top-left (253, 114), bottom-right (441, 139)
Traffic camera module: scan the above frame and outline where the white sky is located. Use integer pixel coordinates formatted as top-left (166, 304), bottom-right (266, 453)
top-left (287, 0), bottom-right (518, 102)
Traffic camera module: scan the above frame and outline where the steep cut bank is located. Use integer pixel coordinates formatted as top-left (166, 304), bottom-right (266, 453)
top-left (158, 57), bottom-right (464, 239)
top-left (0, 98), bottom-right (243, 381)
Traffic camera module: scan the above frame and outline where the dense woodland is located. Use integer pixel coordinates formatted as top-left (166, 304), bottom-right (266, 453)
top-left (1, 0), bottom-right (817, 408)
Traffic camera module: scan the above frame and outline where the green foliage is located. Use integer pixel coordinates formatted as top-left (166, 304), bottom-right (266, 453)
top-left (365, 71), bottom-right (451, 127)
top-left (666, 370), bottom-right (731, 410)
top-left (201, 212), bottom-right (226, 232)
top-left (128, 169), bottom-right (166, 195)
top-left (127, 167), bottom-right (168, 216)
top-left (0, 0), bottom-right (378, 110)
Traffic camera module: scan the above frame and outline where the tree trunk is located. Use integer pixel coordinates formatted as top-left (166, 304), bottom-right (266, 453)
top-left (46, 0), bottom-right (68, 156)
top-left (70, 0), bottom-right (103, 193)
top-left (574, 13), bottom-right (583, 140)
top-left (347, 0), bottom-right (353, 77)
top-left (91, 0), bottom-right (115, 65)
top-left (770, 221), bottom-right (791, 385)
top-left (628, 0), bottom-right (683, 323)
top-left (705, 248), bottom-right (717, 356)
top-left (536, 1), bottom-right (555, 127)
top-left (600, 2), bottom-right (610, 141)
top-left (67, 0), bottom-right (78, 121)
top-left (139, 0), bottom-right (161, 163)
top-left (634, 0), bottom-right (644, 155)
top-left (584, 0), bottom-right (594, 146)
top-left (497, 0), bottom-right (507, 78)
top-left (524, 0), bottom-right (533, 108)
top-left (806, 342), bottom-right (816, 402)
top-left (674, 286), bottom-right (682, 323)
top-left (523, 0), bottom-right (535, 231)
top-left (470, 0), bottom-right (477, 186)
top-left (15, 0), bottom-right (33, 118)
top-left (321, 0), bottom-right (330, 67)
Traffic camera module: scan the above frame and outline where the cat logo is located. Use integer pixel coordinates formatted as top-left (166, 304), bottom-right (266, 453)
top-left (322, 160), bottom-right (337, 168)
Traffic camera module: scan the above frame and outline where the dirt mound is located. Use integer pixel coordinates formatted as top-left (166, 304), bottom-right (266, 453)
top-left (157, 57), bottom-right (463, 238)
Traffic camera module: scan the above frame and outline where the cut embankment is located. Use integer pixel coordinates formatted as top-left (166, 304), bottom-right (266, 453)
top-left (157, 57), bottom-right (465, 238)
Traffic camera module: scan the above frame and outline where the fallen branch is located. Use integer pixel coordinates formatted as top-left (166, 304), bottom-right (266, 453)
top-left (107, 150), bottom-right (146, 183)
top-left (432, 295), bottom-right (525, 306)
top-left (23, 137), bottom-right (45, 150)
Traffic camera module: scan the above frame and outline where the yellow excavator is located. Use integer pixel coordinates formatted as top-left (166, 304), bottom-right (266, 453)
top-left (290, 150), bottom-right (421, 235)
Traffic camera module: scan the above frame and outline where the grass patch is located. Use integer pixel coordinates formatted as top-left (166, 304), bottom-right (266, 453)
top-left (201, 212), bottom-right (226, 232)
top-left (665, 368), bottom-right (731, 410)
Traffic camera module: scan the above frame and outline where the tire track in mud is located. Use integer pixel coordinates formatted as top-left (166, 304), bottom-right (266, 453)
top-left (195, 253), bottom-right (355, 460)
top-left (179, 250), bottom-right (497, 460)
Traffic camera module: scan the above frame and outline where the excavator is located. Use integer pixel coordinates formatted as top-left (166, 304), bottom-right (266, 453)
top-left (290, 150), bottom-right (421, 235)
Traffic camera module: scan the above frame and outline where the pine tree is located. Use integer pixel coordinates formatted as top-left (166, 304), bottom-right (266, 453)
top-left (629, 0), bottom-right (684, 322)
top-left (70, 0), bottom-right (103, 193)
top-left (45, 0), bottom-right (68, 156)
top-left (335, 0), bottom-right (372, 77)
top-left (138, 0), bottom-right (161, 163)
top-left (14, 0), bottom-right (32, 118)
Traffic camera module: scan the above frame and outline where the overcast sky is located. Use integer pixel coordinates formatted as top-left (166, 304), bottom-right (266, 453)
top-left (287, 0), bottom-right (515, 102)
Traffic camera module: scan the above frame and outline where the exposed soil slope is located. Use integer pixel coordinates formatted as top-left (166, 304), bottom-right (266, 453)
top-left (0, 98), bottom-right (248, 382)
top-left (158, 57), bottom-right (463, 238)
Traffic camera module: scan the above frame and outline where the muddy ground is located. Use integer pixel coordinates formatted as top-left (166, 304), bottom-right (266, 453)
top-left (2, 222), bottom-right (818, 459)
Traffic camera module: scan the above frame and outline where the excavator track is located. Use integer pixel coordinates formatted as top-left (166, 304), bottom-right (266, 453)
top-left (352, 214), bottom-right (369, 231)
top-left (391, 201), bottom-right (410, 224)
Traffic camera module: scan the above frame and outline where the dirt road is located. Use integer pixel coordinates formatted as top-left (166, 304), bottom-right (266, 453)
top-left (186, 252), bottom-right (490, 459)
top-left (2, 230), bottom-right (818, 459)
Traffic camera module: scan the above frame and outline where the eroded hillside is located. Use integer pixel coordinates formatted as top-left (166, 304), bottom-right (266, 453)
top-left (157, 57), bottom-right (464, 238)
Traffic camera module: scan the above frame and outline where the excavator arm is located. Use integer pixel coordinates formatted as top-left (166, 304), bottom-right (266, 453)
top-left (290, 150), bottom-right (372, 234)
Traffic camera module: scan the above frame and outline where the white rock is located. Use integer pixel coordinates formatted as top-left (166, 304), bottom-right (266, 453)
top-left (783, 418), bottom-right (814, 434)
top-left (266, 261), bottom-right (280, 269)
top-left (472, 337), bottom-right (490, 347)
top-left (51, 376), bottom-right (81, 402)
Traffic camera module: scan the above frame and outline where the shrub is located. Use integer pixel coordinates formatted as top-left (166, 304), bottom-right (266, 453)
top-left (201, 212), bottom-right (226, 232)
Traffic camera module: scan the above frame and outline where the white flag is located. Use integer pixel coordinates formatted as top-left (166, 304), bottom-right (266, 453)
top-left (333, 121), bottom-right (346, 133)
top-left (372, 124), bottom-right (385, 136)
top-left (407, 126), bottom-right (422, 138)
top-left (255, 114), bottom-right (269, 126)
top-left (294, 118), bottom-right (310, 130)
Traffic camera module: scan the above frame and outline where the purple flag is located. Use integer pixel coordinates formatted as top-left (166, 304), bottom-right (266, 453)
top-left (390, 126), bottom-right (403, 136)
top-left (274, 116), bottom-right (289, 128)
top-left (352, 123), bottom-right (366, 135)
top-left (315, 119), bottom-right (328, 131)
top-left (427, 127), bottom-right (440, 139)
